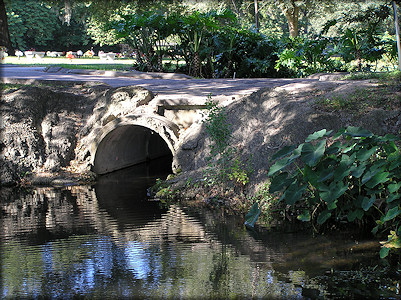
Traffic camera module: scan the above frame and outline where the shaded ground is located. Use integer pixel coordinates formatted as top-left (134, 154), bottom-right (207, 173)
top-left (166, 77), bottom-right (401, 209)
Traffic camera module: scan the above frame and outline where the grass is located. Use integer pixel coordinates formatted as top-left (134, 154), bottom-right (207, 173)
top-left (343, 70), bottom-right (401, 81)
top-left (3, 56), bottom-right (135, 71)
top-left (2, 55), bottom-right (186, 72)
top-left (315, 72), bottom-right (401, 113)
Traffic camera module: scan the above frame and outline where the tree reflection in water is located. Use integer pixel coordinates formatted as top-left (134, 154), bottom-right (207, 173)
top-left (0, 161), bottom-right (399, 298)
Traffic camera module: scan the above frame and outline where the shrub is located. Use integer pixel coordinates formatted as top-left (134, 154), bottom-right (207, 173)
top-left (267, 127), bottom-right (401, 257)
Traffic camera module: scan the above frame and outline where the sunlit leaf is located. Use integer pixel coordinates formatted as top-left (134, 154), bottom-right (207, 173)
top-left (342, 142), bottom-right (357, 153)
top-left (345, 126), bottom-right (373, 138)
top-left (305, 129), bottom-right (332, 142)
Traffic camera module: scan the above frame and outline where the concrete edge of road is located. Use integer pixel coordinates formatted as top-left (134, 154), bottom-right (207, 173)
top-left (44, 66), bottom-right (194, 80)
top-left (1, 77), bottom-right (111, 89)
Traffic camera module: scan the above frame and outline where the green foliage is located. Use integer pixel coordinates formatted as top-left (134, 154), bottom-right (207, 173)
top-left (267, 127), bottom-right (401, 257)
top-left (202, 97), bottom-right (252, 190)
top-left (6, 0), bottom-right (59, 51)
top-left (5, 0), bottom-right (91, 51)
top-left (275, 36), bottom-right (345, 77)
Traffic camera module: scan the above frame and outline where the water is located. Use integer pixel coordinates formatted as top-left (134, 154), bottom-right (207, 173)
top-left (1, 162), bottom-right (400, 299)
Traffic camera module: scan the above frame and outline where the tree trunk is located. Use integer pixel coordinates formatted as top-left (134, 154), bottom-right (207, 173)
top-left (393, 1), bottom-right (401, 71)
top-left (64, 0), bottom-right (72, 25)
top-left (254, 0), bottom-right (259, 33)
top-left (0, 0), bottom-right (14, 55)
top-left (191, 52), bottom-right (201, 77)
top-left (280, 0), bottom-right (300, 38)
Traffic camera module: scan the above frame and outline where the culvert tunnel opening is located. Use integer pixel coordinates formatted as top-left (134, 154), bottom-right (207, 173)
top-left (93, 125), bottom-right (173, 175)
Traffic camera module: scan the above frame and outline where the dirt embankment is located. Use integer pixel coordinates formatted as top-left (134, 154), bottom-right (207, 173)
top-left (1, 78), bottom-right (400, 192)
top-left (169, 79), bottom-right (401, 202)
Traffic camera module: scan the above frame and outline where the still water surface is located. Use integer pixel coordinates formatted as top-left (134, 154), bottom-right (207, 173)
top-left (1, 161), bottom-right (400, 299)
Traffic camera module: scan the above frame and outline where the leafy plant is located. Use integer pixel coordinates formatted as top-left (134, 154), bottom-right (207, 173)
top-left (203, 97), bottom-right (252, 190)
top-left (266, 127), bottom-right (401, 257)
top-left (275, 36), bottom-right (340, 77)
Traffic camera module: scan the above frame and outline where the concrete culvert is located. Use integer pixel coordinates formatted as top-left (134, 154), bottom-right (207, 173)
top-left (93, 125), bottom-right (172, 174)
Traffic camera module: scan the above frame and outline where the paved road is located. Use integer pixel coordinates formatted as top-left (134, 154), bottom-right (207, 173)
top-left (1, 65), bottom-right (318, 103)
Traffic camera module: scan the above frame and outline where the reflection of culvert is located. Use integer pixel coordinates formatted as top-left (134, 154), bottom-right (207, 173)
top-left (93, 125), bottom-right (172, 174)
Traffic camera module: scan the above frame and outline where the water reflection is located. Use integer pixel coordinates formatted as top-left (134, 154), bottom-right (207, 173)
top-left (1, 161), bottom-right (399, 298)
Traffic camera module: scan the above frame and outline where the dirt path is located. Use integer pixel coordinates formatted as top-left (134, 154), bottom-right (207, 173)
top-left (1, 65), bottom-right (325, 103)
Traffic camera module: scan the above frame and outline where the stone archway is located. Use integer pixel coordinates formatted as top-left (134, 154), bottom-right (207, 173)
top-left (87, 114), bottom-right (180, 175)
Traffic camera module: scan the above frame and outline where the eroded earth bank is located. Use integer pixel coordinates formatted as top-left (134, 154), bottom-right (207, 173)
top-left (1, 78), bottom-right (400, 200)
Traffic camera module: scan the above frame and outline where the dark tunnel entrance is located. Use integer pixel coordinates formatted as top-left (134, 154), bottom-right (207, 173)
top-left (93, 125), bottom-right (173, 175)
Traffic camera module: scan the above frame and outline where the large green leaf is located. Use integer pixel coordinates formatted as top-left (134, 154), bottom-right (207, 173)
top-left (268, 157), bottom-right (292, 176)
top-left (320, 181), bottom-right (348, 204)
top-left (333, 161), bottom-right (351, 181)
top-left (301, 140), bottom-right (326, 167)
top-left (269, 172), bottom-right (295, 193)
top-left (365, 171), bottom-right (390, 189)
top-left (388, 182), bottom-right (401, 193)
top-left (303, 165), bottom-right (319, 186)
top-left (271, 145), bottom-right (296, 161)
top-left (383, 140), bottom-right (398, 155)
top-left (379, 247), bottom-right (390, 258)
top-left (362, 166), bottom-right (384, 184)
top-left (344, 126), bottom-right (373, 138)
top-left (356, 146), bottom-right (378, 161)
top-left (317, 167), bottom-right (334, 183)
top-left (389, 157), bottom-right (401, 171)
top-left (362, 195), bottom-right (376, 211)
top-left (325, 141), bottom-right (342, 155)
top-left (382, 206), bottom-right (401, 222)
top-left (347, 209), bottom-right (364, 222)
top-left (317, 210), bottom-right (331, 224)
top-left (245, 202), bottom-right (261, 228)
top-left (350, 163), bottom-right (366, 178)
top-left (387, 193), bottom-right (401, 203)
top-left (342, 142), bottom-right (357, 153)
top-left (305, 129), bottom-right (332, 142)
top-left (284, 181), bottom-right (306, 205)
